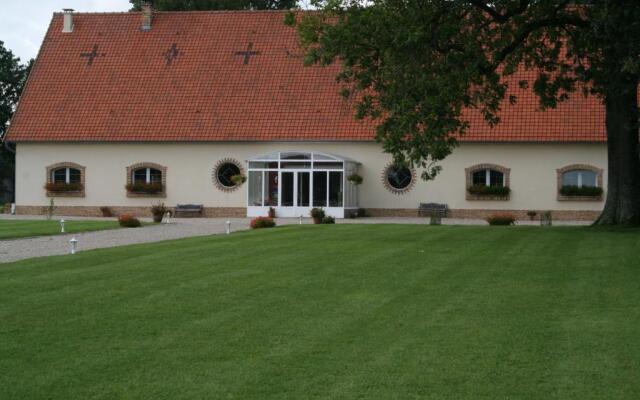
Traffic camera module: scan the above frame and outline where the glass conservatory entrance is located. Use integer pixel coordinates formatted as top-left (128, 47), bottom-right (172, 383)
top-left (247, 151), bottom-right (359, 218)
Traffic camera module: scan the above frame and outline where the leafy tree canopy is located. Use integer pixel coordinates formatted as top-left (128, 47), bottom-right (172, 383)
top-left (130, 0), bottom-right (297, 11)
top-left (290, 1), bottom-right (640, 224)
top-left (0, 41), bottom-right (31, 201)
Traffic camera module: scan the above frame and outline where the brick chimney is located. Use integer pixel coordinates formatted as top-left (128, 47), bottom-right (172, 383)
top-left (141, 2), bottom-right (153, 31)
top-left (62, 8), bottom-right (74, 33)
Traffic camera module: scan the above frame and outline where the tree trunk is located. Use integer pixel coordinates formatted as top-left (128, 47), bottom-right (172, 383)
top-left (594, 83), bottom-right (640, 225)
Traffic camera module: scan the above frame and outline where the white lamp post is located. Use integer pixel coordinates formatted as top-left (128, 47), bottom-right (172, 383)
top-left (60, 219), bottom-right (65, 233)
top-left (69, 237), bottom-right (78, 255)
top-left (226, 220), bottom-right (231, 235)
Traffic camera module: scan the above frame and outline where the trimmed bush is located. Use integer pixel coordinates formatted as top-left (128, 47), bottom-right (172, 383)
top-left (559, 185), bottom-right (603, 197)
top-left (118, 214), bottom-right (142, 228)
top-left (250, 217), bottom-right (276, 229)
top-left (45, 182), bottom-right (84, 192)
top-left (468, 185), bottom-right (511, 196)
top-left (125, 182), bottom-right (164, 194)
top-left (321, 216), bottom-right (335, 224)
top-left (486, 213), bottom-right (516, 226)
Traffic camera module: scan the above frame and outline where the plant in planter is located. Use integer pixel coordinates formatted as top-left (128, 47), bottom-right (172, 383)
top-left (486, 213), bottom-right (516, 226)
top-left (347, 173), bottom-right (363, 185)
top-left (250, 217), bottom-right (276, 229)
top-left (231, 174), bottom-right (247, 185)
top-left (125, 182), bottom-right (164, 194)
top-left (310, 208), bottom-right (325, 224)
top-left (100, 206), bottom-right (113, 217)
top-left (526, 210), bottom-right (537, 221)
top-left (268, 207), bottom-right (276, 218)
top-left (559, 185), bottom-right (603, 197)
top-left (467, 185), bottom-right (511, 196)
top-left (150, 202), bottom-right (167, 223)
top-left (118, 214), bottom-right (141, 228)
top-left (45, 182), bottom-right (84, 193)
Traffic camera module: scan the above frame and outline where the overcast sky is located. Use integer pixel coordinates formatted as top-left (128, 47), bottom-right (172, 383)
top-left (2, 0), bottom-right (131, 63)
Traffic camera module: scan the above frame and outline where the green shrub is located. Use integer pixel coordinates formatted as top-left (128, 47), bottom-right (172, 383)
top-left (250, 217), bottom-right (276, 229)
top-left (321, 216), bottom-right (335, 224)
top-left (468, 185), bottom-right (511, 196)
top-left (486, 213), bottom-right (516, 226)
top-left (118, 214), bottom-right (142, 228)
top-left (559, 185), bottom-right (603, 197)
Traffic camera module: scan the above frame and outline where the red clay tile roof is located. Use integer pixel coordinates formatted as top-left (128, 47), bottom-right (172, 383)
top-left (5, 10), bottom-right (620, 143)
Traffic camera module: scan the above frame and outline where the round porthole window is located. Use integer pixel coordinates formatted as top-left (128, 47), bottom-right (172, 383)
top-left (213, 159), bottom-right (244, 191)
top-left (383, 163), bottom-right (415, 194)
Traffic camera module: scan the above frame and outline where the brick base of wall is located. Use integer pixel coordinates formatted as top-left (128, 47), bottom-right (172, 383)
top-left (15, 205), bottom-right (246, 218)
top-left (16, 205), bottom-right (600, 221)
top-left (364, 208), bottom-right (600, 221)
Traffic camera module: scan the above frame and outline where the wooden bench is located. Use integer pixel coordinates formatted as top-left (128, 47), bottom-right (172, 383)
top-left (174, 204), bottom-right (203, 218)
top-left (418, 203), bottom-right (448, 218)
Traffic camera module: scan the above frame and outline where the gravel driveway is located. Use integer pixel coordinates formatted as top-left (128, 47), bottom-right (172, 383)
top-left (0, 218), bottom-right (257, 264)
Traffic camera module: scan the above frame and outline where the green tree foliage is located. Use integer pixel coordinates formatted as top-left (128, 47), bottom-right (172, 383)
top-left (290, 1), bottom-right (640, 224)
top-left (130, 0), bottom-right (297, 11)
top-left (0, 41), bottom-right (30, 202)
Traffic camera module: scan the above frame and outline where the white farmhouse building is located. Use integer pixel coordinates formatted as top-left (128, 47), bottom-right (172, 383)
top-left (5, 9), bottom-right (613, 220)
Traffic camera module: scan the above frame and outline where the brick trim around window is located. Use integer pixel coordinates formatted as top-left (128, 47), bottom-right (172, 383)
top-left (126, 162), bottom-right (167, 198)
top-left (465, 163), bottom-right (511, 201)
top-left (45, 162), bottom-right (86, 197)
top-left (556, 164), bottom-right (603, 201)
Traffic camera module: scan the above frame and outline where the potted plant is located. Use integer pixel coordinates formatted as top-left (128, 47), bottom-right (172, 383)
top-left (310, 208), bottom-right (325, 224)
top-left (231, 174), bottom-right (247, 185)
top-left (526, 210), bottom-right (537, 221)
top-left (347, 173), bottom-right (363, 185)
top-left (100, 206), bottom-right (113, 217)
top-left (150, 202), bottom-right (167, 223)
top-left (268, 206), bottom-right (276, 218)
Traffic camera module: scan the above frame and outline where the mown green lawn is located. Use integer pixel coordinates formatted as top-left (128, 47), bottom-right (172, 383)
top-left (1, 225), bottom-right (639, 399)
top-left (0, 219), bottom-right (120, 240)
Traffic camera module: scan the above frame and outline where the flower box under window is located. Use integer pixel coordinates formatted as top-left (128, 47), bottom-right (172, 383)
top-left (126, 182), bottom-right (164, 194)
top-left (45, 182), bottom-right (84, 193)
top-left (558, 185), bottom-right (603, 201)
top-left (467, 185), bottom-right (511, 200)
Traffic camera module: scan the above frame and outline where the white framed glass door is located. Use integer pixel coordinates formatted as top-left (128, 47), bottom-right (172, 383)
top-left (278, 170), bottom-right (311, 217)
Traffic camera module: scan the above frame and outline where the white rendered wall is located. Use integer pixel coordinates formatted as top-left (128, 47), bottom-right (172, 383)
top-left (15, 142), bottom-right (607, 212)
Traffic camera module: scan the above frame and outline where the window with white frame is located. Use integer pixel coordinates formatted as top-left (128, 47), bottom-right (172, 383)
top-left (471, 169), bottom-right (504, 187)
top-left (51, 167), bottom-right (82, 184)
top-left (561, 170), bottom-right (597, 188)
top-left (132, 167), bottom-right (162, 184)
